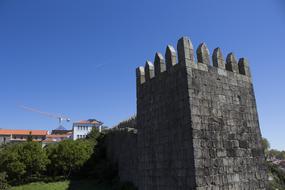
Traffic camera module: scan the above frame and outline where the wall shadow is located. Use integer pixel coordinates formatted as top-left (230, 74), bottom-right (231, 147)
top-left (67, 179), bottom-right (112, 190)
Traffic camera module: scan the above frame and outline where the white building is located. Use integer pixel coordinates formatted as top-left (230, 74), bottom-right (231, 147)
top-left (72, 119), bottom-right (103, 140)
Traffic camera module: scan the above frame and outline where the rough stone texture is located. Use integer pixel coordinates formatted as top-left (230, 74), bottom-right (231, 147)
top-left (105, 128), bottom-right (138, 184)
top-left (106, 36), bottom-right (268, 190)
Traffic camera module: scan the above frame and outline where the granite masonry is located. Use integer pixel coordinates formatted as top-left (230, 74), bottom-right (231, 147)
top-left (106, 36), bottom-right (268, 190)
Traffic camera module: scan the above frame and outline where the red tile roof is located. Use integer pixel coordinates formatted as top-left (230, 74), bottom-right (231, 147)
top-left (10, 139), bottom-right (43, 142)
top-left (0, 129), bottom-right (48, 136)
top-left (46, 134), bottom-right (71, 138)
top-left (74, 119), bottom-right (103, 125)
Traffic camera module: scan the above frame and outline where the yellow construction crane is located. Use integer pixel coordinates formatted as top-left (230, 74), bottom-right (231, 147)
top-left (19, 105), bottom-right (71, 127)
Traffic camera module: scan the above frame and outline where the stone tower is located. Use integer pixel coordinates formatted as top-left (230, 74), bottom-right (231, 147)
top-left (136, 37), bottom-right (268, 189)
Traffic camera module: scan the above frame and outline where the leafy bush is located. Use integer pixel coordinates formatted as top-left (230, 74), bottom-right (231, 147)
top-left (77, 130), bottom-right (118, 181)
top-left (19, 142), bottom-right (49, 177)
top-left (46, 139), bottom-right (93, 178)
top-left (268, 162), bottom-right (285, 190)
top-left (113, 116), bottom-right (136, 129)
top-left (0, 142), bottom-right (49, 184)
top-left (0, 172), bottom-right (10, 190)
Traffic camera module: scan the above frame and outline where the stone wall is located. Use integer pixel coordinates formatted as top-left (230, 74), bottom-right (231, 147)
top-left (136, 50), bottom-right (196, 189)
top-left (106, 36), bottom-right (268, 190)
top-left (105, 128), bottom-right (138, 184)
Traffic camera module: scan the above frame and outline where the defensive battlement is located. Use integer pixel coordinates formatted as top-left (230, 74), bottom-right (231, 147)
top-left (107, 36), bottom-right (268, 190)
top-left (136, 36), bottom-right (251, 86)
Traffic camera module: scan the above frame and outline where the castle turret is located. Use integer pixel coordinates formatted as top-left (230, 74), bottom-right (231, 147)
top-left (135, 36), bottom-right (268, 190)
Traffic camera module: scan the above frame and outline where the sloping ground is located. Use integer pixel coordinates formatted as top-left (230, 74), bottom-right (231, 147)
top-left (11, 180), bottom-right (112, 190)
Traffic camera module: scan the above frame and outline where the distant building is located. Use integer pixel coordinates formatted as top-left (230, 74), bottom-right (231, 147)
top-left (72, 119), bottom-right (103, 140)
top-left (0, 129), bottom-right (48, 144)
top-left (51, 125), bottom-right (72, 135)
top-left (42, 132), bottom-right (72, 147)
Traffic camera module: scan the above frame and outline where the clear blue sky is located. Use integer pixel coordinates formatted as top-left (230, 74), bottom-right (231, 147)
top-left (0, 0), bottom-right (284, 150)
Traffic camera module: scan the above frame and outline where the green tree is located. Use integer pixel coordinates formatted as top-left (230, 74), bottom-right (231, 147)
top-left (85, 128), bottom-right (105, 149)
top-left (86, 128), bottom-right (101, 142)
top-left (0, 142), bottom-right (49, 183)
top-left (0, 172), bottom-right (10, 190)
top-left (45, 143), bottom-right (58, 177)
top-left (261, 138), bottom-right (270, 158)
top-left (0, 144), bottom-right (26, 181)
top-left (275, 151), bottom-right (285, 160)
top-left (268, 149), bottom-right (285, 160)
top-left (19, 142), bottom-right (49, 177)
top-left (46, 139), bottom-right (93, 178)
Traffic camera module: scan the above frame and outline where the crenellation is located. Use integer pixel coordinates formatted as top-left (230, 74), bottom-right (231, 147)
top-left (154, 52), bottom-right (166, 76)
top-left (165, 45), bottom-right (177, 70)
top-left (226, 52), bottom-right (239, 73)
top-left (137, 38), bottom-right (252, 85)
top-left (238, 58), bottom-right (251, 77)
top-left (197, 43), bottom-right (211, 65)
top-left (212, 47), bottom-right (225, 69)
top-left (145, 60), bottom-right (155, 81)
top-left (177, 36), bottom-right (195, 67)
top-left (136, 66), bottom-right (145, 85)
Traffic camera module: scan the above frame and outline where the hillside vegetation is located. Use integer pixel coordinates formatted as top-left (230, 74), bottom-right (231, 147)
top-left (0, 128), bottom-right (136, 190)
top-left (269, 163), bottom-right (285, 190)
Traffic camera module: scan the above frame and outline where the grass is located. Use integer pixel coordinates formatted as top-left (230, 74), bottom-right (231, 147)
top-left (11, 181), bottom-right (69, 190)
top-left (10, 180), bottom-right (112, 190)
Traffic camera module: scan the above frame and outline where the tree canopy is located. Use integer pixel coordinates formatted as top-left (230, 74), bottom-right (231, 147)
top-left (0, 142), bottom-right (49, 183)
top-left (46, 139), bottom-right (93, 177)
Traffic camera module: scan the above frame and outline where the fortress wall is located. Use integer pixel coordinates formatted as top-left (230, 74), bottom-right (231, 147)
top-left (105, 36), bottom-right (268, 190)
top-left (188, 63), bottom-right (267, 189)
top-left (136, 48), bottom-right (196, 190)
top-left (105, 129), bottom-right (138, 185)
top-left (136, 36), bottom-right (268, 190)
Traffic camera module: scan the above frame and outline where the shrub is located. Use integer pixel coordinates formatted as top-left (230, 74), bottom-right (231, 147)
top-left (268, 162), bottom-right (285, 189)
top-left (0, 142), bottom-right (49, 184)
top-left (0, 144), bottom-right (26, 181)
top-left (19, 142), bottom-right (49, 178)
top-left (0, 172), bottom-right (10, 190)
top-left (46, 139), bottom-right (93, 178)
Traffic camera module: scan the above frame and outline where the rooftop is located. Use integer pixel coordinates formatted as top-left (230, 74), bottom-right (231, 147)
top-left (46, 134), bottom-right (71, 138)
top-left (74, 119), bottom-right (103, 125)
top-left (0, 129), bottom-right (48, 136)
